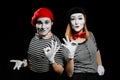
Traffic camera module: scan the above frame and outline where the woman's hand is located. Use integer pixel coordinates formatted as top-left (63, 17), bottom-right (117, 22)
top-left (62, 35), bottom-right (78, 59)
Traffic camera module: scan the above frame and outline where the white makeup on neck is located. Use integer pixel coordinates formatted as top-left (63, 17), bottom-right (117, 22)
top-left (36, 17), bottom-right (53, 37)
top-left (70, 13), bottom-right (85, 32)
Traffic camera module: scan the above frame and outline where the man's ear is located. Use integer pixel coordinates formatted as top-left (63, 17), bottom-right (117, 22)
top-left (51, 22), bottom-right (53, 26)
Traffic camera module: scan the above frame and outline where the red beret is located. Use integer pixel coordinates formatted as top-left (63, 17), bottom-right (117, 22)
top-left (31, 8), bottom-right (54, 27)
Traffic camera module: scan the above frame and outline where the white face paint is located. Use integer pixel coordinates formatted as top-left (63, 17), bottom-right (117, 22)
top-left (70, 13), bottom-right (85, 32)
top-left (36, 17), bottom-right (52, 36)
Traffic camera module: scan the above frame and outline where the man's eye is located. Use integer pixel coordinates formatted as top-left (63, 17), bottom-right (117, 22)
top-left (45, 20), bottom-right (50, 24)
top-left (36, 21), bottom-right (42, 24)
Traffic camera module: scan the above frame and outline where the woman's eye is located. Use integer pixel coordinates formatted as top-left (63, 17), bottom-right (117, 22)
top-left (70, 18), bottom-right (75, 20)
top-left (78, 18), bottom-right (82, 20)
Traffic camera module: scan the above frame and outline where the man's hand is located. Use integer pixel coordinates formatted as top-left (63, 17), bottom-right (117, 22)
top-left (10, 59), bottom-right (27, 70)
top-left (44, 40), bottom-right (60, 64)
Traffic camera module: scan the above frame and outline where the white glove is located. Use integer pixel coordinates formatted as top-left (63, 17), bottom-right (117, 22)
top-left (62, 35), bottom-right (78, 59)
top-left (43, 40), bottom-right (60, 64)
top-left (10, 59), bottom-right (27, 70)
top-left (97, 65), bottom-right (105, 76)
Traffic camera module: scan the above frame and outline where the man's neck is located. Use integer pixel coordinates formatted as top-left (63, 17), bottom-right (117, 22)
top-left (42, 32), bottom-right (53, 39)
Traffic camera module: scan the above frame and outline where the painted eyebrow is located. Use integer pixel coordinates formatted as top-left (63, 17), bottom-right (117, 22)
top-left (71, 15), bottom-right (83, 18)
top-left (45, 20), bottom-right (50, 23)
top-left (37, 19), bottom-right (50, 22)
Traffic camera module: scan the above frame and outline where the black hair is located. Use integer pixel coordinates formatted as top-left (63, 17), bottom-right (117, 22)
top-left (68, 7), bottom-right (86, 19)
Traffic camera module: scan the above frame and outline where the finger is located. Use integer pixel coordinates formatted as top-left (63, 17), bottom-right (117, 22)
top-left (13, 65), bottom-right (17, 70)
top-left (61, 43), bottom-right (67, 48)
top-left (43, 48), bottom-right (47, 52)
top-left (10, 60), bottom-right (17, 62)
top-left (102, 71), bottom-right (104, 75)
top-left (43, 48), bottom-right (48, 55)
top-left (44, 47), bottom-right (51, 54)
top-left (54, 41), bottom-right (58, 50)
top-left (51, 40), bottom-right (54, 49)
top-left (56, 46), bottom-right (60, 52)
top-left (71, 40), bottom-right (77, 44)
top-left (66, 35), bottom-right (70, 42)
top-left (71, 41), bottom-right (78, 46)
top-left (62, 38), bottom-right (67, 44)
top-left (101, 72), bottom-right (103, 75)
top-left (17, 66), bottom-right (20, 70)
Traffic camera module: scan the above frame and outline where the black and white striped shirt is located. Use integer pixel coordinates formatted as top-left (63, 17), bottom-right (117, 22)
top-left (74, 31), bottom-right (98, 73)
top-left (27, 34), bottom-right (68, 73)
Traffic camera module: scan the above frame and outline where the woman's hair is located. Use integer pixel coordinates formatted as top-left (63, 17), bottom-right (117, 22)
top-left (68, 7), bottom-right (86, 19)
top-left (65, 7), bottom-right (90, 40)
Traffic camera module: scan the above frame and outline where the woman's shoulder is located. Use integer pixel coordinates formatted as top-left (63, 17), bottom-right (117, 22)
top-left (88, 31), bottom-right (93, 35)
top-left (88, 31), bottom-right (96, 42)
top-left (88, 31), bottom-right (94, 37)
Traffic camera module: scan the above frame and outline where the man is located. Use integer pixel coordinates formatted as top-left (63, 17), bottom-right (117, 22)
top-left (10, 7), bottom-right (64, 80)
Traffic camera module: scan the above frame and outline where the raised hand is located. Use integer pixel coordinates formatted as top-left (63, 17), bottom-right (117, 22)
top-left (62, 35), bottom-right (78, 59)
top-left (43, 40), bottom-right (60, 64)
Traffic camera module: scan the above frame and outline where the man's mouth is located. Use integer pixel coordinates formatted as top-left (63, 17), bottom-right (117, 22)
top-left (37, 28), bottom-right (44, 31)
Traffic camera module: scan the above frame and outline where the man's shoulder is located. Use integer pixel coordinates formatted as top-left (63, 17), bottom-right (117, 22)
top-left (53, 34), bottom-right (60, 39)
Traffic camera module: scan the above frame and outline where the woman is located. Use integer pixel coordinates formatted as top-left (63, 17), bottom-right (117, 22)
top-left (62, 7), bottom-right (105, 80)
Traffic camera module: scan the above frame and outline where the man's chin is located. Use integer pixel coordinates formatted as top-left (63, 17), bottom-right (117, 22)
top-left (40, 34), bottom-right (46, 36)
top-left (37, 32), bottom-right (47, 36)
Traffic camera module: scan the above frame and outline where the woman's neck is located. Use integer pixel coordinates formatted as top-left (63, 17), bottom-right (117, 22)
top-left (74, 38), bottom-right (86, 43)
top-left (73, 29), bottom-right (84, 34)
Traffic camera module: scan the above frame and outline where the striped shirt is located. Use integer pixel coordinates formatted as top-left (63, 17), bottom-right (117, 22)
top-left (27, 33), bottom-right (68, 73)
top-left (74, 31), bottom-right (98, 73)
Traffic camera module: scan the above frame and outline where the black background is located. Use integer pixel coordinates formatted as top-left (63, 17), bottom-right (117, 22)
top-left (2, 0), bottom-right (119, 80)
